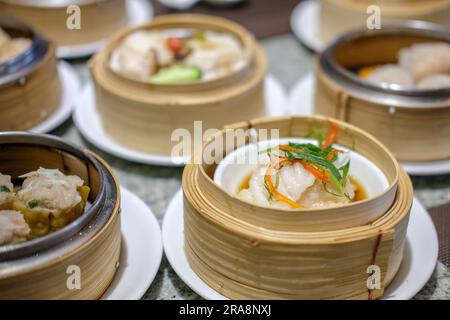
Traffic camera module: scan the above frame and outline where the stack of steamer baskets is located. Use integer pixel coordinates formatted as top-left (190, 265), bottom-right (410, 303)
top-left (0, 133), bottom-right (121, 299)
top-left (182, 115), bottom-right (413, 299)
top-left (0, 0), bottom-right (129, 49)
top-left (315, 23), bottom-right (450, 162)
top-left (0, 16), bottom-right (61, 130)
top-left (90, 14), bottom-right (267, 156)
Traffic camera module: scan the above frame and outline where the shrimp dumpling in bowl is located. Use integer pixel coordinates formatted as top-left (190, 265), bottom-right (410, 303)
top-left (237, 144), bottom-right (359, 209)
top-left (238, 155), bottom-right (316, 209)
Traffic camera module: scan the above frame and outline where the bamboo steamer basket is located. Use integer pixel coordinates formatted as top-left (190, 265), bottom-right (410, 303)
top-left (319, 0), bottom-right (450, 43)
top-left (0, 16), bottom-right (61, 131)
top-left (0, 132), bottom-right (121, 300)
top-left (314, 23), bottom-right (450, 162)
top-left (0, 0), bottom-right (128, 48)
top-left (182, 115), bottom-right (413, 300)
top-left (91, 14), bottom-right (267, 156)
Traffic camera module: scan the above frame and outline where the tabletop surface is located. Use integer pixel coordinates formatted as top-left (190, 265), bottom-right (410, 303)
top-left (60, 33), bottom-right (450, 300)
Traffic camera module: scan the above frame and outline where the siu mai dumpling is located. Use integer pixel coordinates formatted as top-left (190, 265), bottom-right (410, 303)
top-left (365, 65), bottom-right (414, 88)
top-left (398, 42), bottom-right (450, 81)
top-left (416, 74), bottom-right (450, 89)
top-left (13, 168), bottom-right (90, 238)
top-left (0, 173), bottom-right (15, 210)
top-left (0, 210), bottom-right (30, 245)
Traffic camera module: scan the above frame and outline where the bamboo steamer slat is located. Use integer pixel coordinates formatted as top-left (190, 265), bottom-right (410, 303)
top-left (0, 133), bottom-right (121, 299)
top-left (182, 115), bottom-right (413, 300)
top-left (314, 25), bottom-right (450, 162)
top-left (0, 42), bottom-right (61, 131)
top-left (319, 0), bottom-right (450, 43)
top-left (91, 14), bottom-right (267, 156)
top-left (0, 0), bottom-right (129, 47)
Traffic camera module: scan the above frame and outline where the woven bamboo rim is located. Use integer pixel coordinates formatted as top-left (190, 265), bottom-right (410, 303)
top-left (182, 115), bottom-right (413, 300)
top-left (315, 25), bottom-right (450, 162)
top-left (0, 133), bottom-right (121, 299)
top-left (91, 14), bottom-right (267, 155)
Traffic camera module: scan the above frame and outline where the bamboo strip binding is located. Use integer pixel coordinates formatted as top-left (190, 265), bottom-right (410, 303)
top-left (182, 115), bottom-right (413, 300)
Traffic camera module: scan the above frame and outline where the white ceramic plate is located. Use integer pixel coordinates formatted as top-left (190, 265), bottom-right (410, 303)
top-left (288, 73), bottom-right (450, 175)
top-left (163, 189), bottom-right (438, 300)
top-left (73, 75), bottom-right (288, 167)
top-left (57, 0), bottom-right (154, 59)
top-left (102, 187), bottom-right (162, 300)
top-left (290, 0), bottom-right (324, 52)
top-left (28, 61), bottom-right (80, 134)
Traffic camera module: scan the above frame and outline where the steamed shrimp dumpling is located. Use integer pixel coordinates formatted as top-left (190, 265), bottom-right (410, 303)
top-left (238, 159), bottom-right (315, 209)
top-left (417, 74), bottom-right (450, 89)
top-left (398, 42), bottom-right (450, 81)
top-left (365, 64), bottom-right (414, 88)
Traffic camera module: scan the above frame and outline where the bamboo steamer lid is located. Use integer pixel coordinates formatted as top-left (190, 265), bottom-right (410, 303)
top-left (182, 115), bottom-right (413, 300)
top-left (0, 0), bottom-right (129, 47)
top-left (91, 14), bottom-right (267, 156)
top-left (0, 132), bottom-right (121, 299)
top-left (319, 0), bottom-right (450, 43)
top-left (0, 16), bottom-right (61, 131)
top-left (314, 23), bottom-right (450, 162)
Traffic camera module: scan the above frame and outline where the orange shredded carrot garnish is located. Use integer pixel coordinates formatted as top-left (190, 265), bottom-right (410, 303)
top-left (278, 145), bottom-right (330, 182)
top-left (321, 120), bottom-right (340, 149)
top-left (264, 158), bottom-right (302, 208)
top-left (297, 160), bottom-right (330, 183)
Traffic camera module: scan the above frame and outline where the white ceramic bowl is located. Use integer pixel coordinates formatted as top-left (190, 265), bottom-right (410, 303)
top-left (214, 137), bottom-right (389, 202)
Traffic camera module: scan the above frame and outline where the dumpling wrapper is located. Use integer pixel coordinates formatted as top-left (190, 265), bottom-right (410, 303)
top-left (398, 42), bottom-right (450, 81)
top-left (17, 168), bottom-right (84, 212)
top-left (365, 64), bottom-right (414, 88)
top-left (416, 74), bottom-right (450, 89)
top-left (185, 31), bottom-right (245, 80)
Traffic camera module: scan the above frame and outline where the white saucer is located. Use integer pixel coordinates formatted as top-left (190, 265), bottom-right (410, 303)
top-left (57, 0), bottom-right (154, 59)
top-left (288, 73), bottom-right (450, 176)
top-left (73, 75), bottom-right (288, 167)
top-left (29, 61), bottom-right (80, 134)
top-left (102, 187), bottom-right (162, 300)
top-left (163, 189), bottom-right (438, 300)
top-left (290, 0), bottom-right (324, 52)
